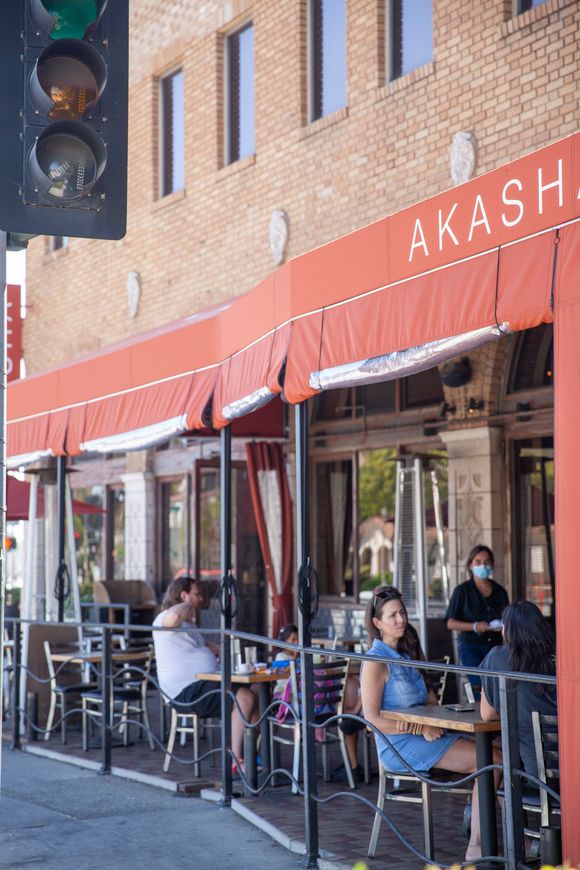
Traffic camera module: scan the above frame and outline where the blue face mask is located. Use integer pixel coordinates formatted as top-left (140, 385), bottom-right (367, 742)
top-left (472, 565), bottom-right (493, 581)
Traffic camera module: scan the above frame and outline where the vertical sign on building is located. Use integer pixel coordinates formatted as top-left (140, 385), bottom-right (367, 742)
top-left (6, 285), bottom-right (22, 382)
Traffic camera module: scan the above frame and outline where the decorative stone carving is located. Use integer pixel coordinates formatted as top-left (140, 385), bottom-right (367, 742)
top-left (269, 210), bottom-right (289, 266)
top-left (127, 271), bottom-right (141, 319)
top-left (450, 131), bottom-right (478, 186)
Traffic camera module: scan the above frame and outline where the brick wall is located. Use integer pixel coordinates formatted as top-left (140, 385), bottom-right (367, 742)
top-left (24, 0), bottom-right (580, 372)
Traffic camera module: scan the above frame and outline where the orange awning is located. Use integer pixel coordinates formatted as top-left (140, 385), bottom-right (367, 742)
top-left (8, 132), bottom-right (579, 459)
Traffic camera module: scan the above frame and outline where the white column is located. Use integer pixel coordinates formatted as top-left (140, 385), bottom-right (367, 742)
top-left (121, 471), bottom-right (155, 582)
top-left (441, 426), bottom-right (506, 595)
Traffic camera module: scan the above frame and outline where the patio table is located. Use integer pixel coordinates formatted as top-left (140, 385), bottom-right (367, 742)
top-left (380, 705), bottom-right (500, 867)
top-left (197, 669), bottom-right (288, 786)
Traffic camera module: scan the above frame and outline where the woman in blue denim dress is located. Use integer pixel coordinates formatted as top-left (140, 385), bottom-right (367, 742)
top-left (361, 585), bottom-right (502, 864)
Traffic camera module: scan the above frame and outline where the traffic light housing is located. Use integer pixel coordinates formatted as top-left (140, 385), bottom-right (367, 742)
top-left (0, 1), bottom-right (128, 240)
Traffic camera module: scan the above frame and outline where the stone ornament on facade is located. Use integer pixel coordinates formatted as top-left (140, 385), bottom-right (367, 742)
top-left (127, 271), bottom-right (141, 319)
top-left (450, 131), bottom-right (478, 186)
top-left (269, 210), bottom-right (289, 266)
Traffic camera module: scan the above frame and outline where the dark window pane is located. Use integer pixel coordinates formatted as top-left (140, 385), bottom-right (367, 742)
top-left (509, 324), bottom-right (553, 392)
top-left (227, 23), bottom-right (254, 163)
top-left (161, 70), bottom-right (184, 196)
top-left (311, 387), bottom-right (352, 421)
top-left (198, 467), bottom-right (221, 582)
top-left (311, 0), bottom-right (346, 121)
top-left (518, 0), bottom-right (546, 11)
top-left (402, 367), bottom-right (443, 408)
top-left (390, 0), bottom-right (432, 80)
top-left (355, 381), bottom-right (397, 416)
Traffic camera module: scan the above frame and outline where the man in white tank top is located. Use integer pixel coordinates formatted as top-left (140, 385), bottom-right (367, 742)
top-left (153, 576), bottom-right (258, 766)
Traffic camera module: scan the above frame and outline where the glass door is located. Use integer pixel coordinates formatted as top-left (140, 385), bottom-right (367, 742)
top-left (513, 437), bottom-right (555, 619)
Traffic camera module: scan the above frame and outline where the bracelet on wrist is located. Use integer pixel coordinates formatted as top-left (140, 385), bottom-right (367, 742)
top-left (473, 621), bottom-right (479, 633)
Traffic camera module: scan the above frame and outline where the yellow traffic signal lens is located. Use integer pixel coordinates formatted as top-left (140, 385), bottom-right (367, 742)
top-left (41, 1), bottom-right (101, 39)
top-left (37, 56), bottom-right (98, 119)
top-left (35, 133), bottom-right (98, 200)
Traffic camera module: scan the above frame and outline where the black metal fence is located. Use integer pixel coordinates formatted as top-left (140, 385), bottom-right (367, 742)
top-left (1, 616), bottom-right (559, 870)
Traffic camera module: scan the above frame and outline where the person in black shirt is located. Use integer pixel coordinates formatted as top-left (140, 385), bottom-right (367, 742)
top-left (480, 600), bottom-right (557, 779)
top-left (446, 544), bottom-right (509, 696)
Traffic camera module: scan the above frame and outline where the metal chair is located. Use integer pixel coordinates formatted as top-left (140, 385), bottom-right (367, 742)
top-left (368, 759), bottom-right (434, 860)
top-left (43, 640), bottom-right (97, 743)
top-left (269, 657), bottom-right (354, 793)
top-left (81, 646), bottom-right (155, 750)
top-left (532, 711), bottom-right (560, 826)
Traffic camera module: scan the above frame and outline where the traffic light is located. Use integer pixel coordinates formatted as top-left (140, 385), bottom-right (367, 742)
top-left (0, 1), bottom-right (128, 240)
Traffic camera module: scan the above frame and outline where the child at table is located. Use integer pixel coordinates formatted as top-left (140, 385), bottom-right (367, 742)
top-left (273, 624), bottom-right (298, 697)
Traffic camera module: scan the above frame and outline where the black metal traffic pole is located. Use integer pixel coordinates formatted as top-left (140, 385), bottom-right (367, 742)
top-left (55, 455), bottom-right (67, 622)
top-left (11, 620), bottom-right (21, 750)
top-left (499, 675), bottom-right (525, 870)
top-left (295, 401), bottom-right (319, 869)
top-left (219, 426), bottom-right (234, 806)
top-left (99, 626), bottom-right (112, 775)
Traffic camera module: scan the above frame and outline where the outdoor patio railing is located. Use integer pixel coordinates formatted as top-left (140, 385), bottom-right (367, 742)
top-left (1, 616), bottom-right (559, 870)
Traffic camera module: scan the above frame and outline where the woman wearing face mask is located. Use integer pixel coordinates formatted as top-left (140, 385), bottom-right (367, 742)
top-left (446, 545), bottom-right (509, 695)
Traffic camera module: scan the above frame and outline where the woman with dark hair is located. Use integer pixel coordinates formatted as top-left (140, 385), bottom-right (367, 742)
top-left (480, 600), bottom-right (557, 778)
top-left (361, 586), bottom-right (502, 862)
top-left (446, 544), bottom-right (509, 694)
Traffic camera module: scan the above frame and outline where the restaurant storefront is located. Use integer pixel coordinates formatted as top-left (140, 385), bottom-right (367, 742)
top-left (6, 134), bottom-right (580, 859)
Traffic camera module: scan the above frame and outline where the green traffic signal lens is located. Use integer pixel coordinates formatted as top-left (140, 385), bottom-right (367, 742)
top-left (35, 132), bottom-right (98, 200)
top-left (37, 56), bottom-right (99, 119)
top-left (41, 1), bottom-right (102, 40)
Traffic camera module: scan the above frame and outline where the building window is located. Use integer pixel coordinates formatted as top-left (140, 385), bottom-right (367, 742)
top-left (159, 477), bottom-right (190, 585)
top-left (159, 68), bottom-right (185, 196)
top-left (225, 22), bottom-right (255, 164)
top-left (388, 0), bottom-right (432, 81)
top-left (107, 487), bottom-right (125, 580)
top-left (516, 0), bottom-right (546, 12)
top-left (73, 485), bottom-right (105, 591)
top-left (309, 0), bottom-right (346, 122)
top-left (508, 324), bottom-right (553, 393)
top-left (50, 236), bottom-right (68, 252)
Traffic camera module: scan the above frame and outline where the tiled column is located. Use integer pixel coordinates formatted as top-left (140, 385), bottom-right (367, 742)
top-left (441, 426), bottom-right (506, 595)
top-left (121, 471), bottom-right (156, 583)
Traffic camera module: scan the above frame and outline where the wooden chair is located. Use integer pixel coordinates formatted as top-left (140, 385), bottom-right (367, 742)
top-left (162, 698), bottom-right (220, 776)
top-left (43, 641), bottom-right (97, 744)
top-left (81, 646), bottom-right (155, 751)
top-left (269, 657), bottom-right (354, 793)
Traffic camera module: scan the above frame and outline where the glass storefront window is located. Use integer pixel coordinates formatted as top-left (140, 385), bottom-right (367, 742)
top-left (73, 485), bottom-right (105, 595)
top-left (358, 447), bottom-right (397, 594)
top-left (514, 437), bottom-right (555, 619)
top-left (109, 487), bottom-right (125, 580)
top-left (198, 466), bottom-right (221, 584)
top-left (315, 459), bottom-right (354, 596)
top-left (160, 477), bottom-right (188, 582)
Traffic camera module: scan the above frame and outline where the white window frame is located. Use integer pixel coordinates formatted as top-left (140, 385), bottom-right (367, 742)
top-left (223, 18), bottom-right (254, 166)
top-left (158, 66), bottom-right (184, 198)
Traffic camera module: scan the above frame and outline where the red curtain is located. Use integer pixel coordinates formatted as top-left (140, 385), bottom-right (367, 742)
top-left (245, 442), bottom-right (293, 637)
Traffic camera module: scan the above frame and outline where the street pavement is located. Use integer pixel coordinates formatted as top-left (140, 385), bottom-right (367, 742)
top-left (0, 749), bottom-right (305, 870)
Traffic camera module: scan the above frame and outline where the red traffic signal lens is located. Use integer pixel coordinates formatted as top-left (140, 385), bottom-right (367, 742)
top-left (40, 1), bottom-right (104, 39)
top-left (30, 121), bottom-right (106, 201)
top-left (37, 56), bottom-right (99, 119)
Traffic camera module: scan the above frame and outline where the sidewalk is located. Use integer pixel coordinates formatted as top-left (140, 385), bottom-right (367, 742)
top-left (0, 749), bottom-right (305, 870)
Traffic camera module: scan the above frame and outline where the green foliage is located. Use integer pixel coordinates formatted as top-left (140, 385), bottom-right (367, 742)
top-left (358, 448), bottom-right (398, 522)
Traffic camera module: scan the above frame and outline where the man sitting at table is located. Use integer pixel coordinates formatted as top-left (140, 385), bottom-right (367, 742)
top-left (153, 575), bottom-right (258, 768)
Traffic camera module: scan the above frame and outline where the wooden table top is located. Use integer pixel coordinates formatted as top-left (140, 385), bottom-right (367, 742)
top-left (51, 649), bottom-right (150, 665)
top-left (380, 704), bottom-right (500, 734)
top-left (197, 669), bottom-right (288, 685)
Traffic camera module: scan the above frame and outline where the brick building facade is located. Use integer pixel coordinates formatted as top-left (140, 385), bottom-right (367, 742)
top-left (19, 0), bottom-right (577, 630)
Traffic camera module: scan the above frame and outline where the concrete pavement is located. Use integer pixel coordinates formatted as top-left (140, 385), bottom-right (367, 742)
top-left (0, 749), bottom-right (305, 870)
